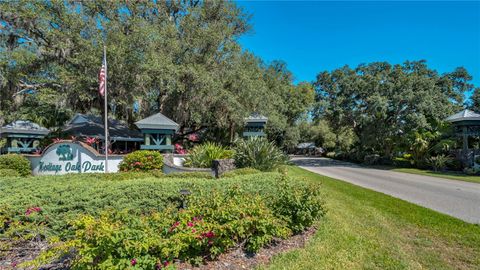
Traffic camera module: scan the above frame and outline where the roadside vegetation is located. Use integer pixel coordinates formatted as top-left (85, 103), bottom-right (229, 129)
top-left (2, 165), bottom-right (479, 269)
top-left (297, 61), bottom-right (480, 176)
top-left (0, 170), bottom-right (324, 269)
top-left (183, 138), bottom-right (288, 171)
top-left (183, 142), bottom-right (234, 168)
top-left (234, 137), bottom-right (289, 171)
top-left (262, 167), bottom-right (480, 270)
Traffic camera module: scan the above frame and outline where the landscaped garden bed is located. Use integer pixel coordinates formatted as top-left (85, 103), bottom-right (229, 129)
top-left (0, 169), bottom-right (325, 269)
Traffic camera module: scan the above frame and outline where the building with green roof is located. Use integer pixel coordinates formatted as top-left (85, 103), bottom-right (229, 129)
top-left (0, 120), bottom-right (49, 154)
top-left (135, 112), bottom-right (179, 152)
top-left (243, 113), bottom-right (268, 137)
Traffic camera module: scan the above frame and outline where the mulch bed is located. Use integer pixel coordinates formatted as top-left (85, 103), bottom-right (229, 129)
top-left (0, 239), bottom-right (70, 270)
top-left (0, 226), bottom-right (317, 270)
top-left (176, 226), bottom-right (318, 270)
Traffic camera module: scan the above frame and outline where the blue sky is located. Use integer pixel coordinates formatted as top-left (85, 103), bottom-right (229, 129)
top-left (237, 1), bottom-right (480, 94)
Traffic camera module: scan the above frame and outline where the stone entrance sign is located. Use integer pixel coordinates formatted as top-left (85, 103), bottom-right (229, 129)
top-left (26, 141), bottom-right (123, 175)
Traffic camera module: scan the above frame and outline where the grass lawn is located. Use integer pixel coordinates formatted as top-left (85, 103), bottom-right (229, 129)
top-left (391, 167), bottom-right (480, 184)
top-left (262, 167), bottom-right (480, 270)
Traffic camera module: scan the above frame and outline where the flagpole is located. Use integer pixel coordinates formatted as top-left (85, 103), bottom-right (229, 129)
top-left (103, 45), bottom-right (109, 173)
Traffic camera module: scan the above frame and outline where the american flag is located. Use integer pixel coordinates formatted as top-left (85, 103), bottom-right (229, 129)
top-left (98, 61), bottom-right (106, 97)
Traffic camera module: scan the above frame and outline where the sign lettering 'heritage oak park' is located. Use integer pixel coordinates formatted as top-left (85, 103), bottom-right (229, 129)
top-left (26, 141), bottom-right (123, 175)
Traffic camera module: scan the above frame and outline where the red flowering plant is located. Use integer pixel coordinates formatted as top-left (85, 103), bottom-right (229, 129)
top-left (39, 190), bottom-right (288, 268)
top-left (174, 143), bottom-right (187, 154)
top-left (2, 206), bottom-right (48, 241)
top-left (25, 206), bottom-right (42, 216)
top-left (188, 133), bottom-right (200, 142)
top-left (52, 138), bottom-right (62, 143)
top-left (84, 137), bottom-right (98, 146)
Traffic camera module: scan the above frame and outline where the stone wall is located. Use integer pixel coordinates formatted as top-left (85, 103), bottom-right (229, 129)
top-left (212, 159), bottom-right (236, 178)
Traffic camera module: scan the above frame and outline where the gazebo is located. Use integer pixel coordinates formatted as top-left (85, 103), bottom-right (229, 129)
top-left (135, 112), bottom-right (179, 152)
top-left (62, 114), bottom-right (143, 154)
top-left (445, 109), bottom-right (480, 166)
top-left (0, 120), bottom-right (49, 154)
top-left (243, 113), bottom-right (268, 138)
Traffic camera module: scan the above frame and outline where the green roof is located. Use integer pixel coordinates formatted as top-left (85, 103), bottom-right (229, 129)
top-left (245, 113), bottom-right (268, 123)
top-left (0, 120), bottom-right (50, 136)
top-left (445, 109), bottom-right (480, 123)
top-left (135, 113), bottom-right (179, 131)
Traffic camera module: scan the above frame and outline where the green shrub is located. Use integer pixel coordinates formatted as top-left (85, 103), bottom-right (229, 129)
top-left (188, 188), bottom-right (290, 253)
top-left (426, 154), bottom-right (451, 172)
top-left (325, 152), bottom-right (336, 158)
top-left (0, 168), bottom-right (21, 177)
top-left (447, 158), bottom-right (462, 171)
top-left (183, 142), bottom-right (234, 168)
top-left (93, 171), bottom-right (157, 181)
top-left (149, 170), bottom-right (166, 178)
top-left (233, 137), bottom-right (288, 171)
top-left (271, 176), bottom-right (326, 233)
top-left (393, 157), bottom-right (413, 168)
top-left (0, 172), bottom-right (281, 238)
top-left (221, 167), bottom-right (261, 178)
top-left (475, 155), bottom-right (480, 165)
top-left (334, 151), bottom-right (347, 160)
top-left (164, 171), bottom-right (213, 179)
top-left (463, 167), bottom-right (480, 175)
top-left (363, 154), bottom-right (380, 165)
top-left (0, 154), bottom-right (31, 176)
top-left (1, 171), bottom-right (325, 268)
top-left (40, 191), bottom-right (289, 269)
top-left (119, 150), bottom-right (163, 172)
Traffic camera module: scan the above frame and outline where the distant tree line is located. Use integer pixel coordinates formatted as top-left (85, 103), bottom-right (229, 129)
top-left (302, 60), bottom-right (479, 164)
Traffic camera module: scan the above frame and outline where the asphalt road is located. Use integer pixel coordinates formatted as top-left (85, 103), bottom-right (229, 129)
top-left (292, 157), bottom-right (480, 224)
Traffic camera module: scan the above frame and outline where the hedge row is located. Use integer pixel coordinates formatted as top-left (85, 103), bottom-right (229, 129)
top-left (0, 170), bottom-right (325, 269)
top-left (0, 154), bottom-right (31, 176)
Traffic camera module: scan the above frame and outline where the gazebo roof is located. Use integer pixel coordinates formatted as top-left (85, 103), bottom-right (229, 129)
top-left (135, 112), bottom-right (179, 131)
top-left (445, 109), bottom-right (480, 123)
top-left (0, 120), bottom-right (50, 136)
top-left (63, 114), bottom-right (142, 141)
top-left (245, 113), bottom-right (268, 123)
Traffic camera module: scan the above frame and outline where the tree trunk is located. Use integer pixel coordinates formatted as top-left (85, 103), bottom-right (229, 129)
top-left (229, 122), bottom-right (235, 143)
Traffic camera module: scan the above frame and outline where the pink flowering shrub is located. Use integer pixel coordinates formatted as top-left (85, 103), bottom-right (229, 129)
top-left (174, 143), bottom-right (187, 154)
top-left (84, 136), bottom-right (98, 146)
top-left (188, 133), bottom-right (200, 142)
top-left (0, 205), bottom-right (47, 241)
top-left (119, 150), bottom-right (163, 172)
top-left (25, 207), bottom-right (42, 216)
